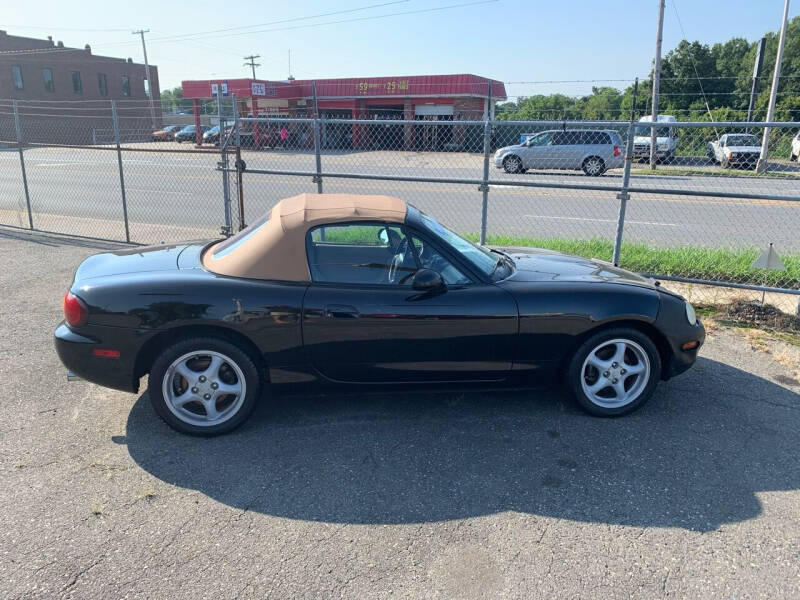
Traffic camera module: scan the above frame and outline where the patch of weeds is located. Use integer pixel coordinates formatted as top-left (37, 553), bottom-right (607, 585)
top-left (90, 504), bottom-right (104, 516)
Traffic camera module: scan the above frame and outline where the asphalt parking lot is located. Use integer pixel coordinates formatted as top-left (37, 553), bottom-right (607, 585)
top-left (1, 227), bottom-right (799, 599)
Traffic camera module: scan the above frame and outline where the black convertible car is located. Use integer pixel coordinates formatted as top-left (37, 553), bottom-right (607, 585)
top-left (56, 193), bottom-right (704, 436)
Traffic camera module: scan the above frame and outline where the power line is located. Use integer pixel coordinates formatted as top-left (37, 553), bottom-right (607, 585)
top-left (89, 0), bottom-right (498, 48)
top-left (0, 24), bottom-right (131, 32)
top-left (86, 0), bottom-right (412, 49)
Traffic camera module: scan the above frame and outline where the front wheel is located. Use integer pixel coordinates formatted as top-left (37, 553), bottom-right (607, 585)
top-left (148, 337), bottom-right (261, 436)
top-left (567, 328), bottom-right (661, 417)
top-left (582, 156), bottom-right (606, 176)
top-left (502, 155), bottom-right (523, 173)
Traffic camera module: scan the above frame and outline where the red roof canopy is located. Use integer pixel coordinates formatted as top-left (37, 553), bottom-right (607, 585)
top-left (182, 74), bottom-right (506, 101)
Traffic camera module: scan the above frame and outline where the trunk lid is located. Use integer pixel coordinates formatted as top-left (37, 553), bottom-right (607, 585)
top-left (74, 243), bottom-right (193, 283)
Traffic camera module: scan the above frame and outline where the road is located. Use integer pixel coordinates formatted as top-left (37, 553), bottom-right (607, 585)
top-left (1, 229), bottom-right (799, 599)
top-left (1, 145), bottom-right (798, 250)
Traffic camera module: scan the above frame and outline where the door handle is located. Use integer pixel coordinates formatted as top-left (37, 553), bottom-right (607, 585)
top-left (325, 304), bottom-right (360, 319)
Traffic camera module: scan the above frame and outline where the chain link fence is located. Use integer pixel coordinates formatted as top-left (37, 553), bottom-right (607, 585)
top-left (1, 97), bottom-right (798, 312)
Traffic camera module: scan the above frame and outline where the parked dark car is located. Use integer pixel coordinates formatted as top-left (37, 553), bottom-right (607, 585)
top-left (55, 194), bottom-right (704, 436)
top-left (203, 125), bottom-right (233, 146)
top-left (175, 125), bottom-right (209, 143)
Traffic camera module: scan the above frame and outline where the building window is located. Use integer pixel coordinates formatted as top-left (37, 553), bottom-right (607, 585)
top-left (98, 73), bottom-right (107, 97)
top-left (12, 66), bottom-right (24, 90)
top-left (121, 75), bottom-right (131, 97)
top-left (42, 68), bottom-right (54, 92)
top-left (71, 71), bottom-right (82, 94)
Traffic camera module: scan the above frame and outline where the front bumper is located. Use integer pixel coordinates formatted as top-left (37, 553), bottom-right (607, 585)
top-left (654, 301), bottom-right (706, 380)
top-left (54, 323), bottom-right (144, 393)
top-left (661, 320), bottom-right (705, 379)
top-left (633, 146), bottom-right (671, 158)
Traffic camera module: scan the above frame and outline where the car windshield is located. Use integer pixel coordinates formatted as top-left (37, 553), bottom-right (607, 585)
top-left (635, 125), bottom-right (672, 137)
top-left (416, 211), bottom-right (505, 279)
top-left (726, 135), bottom-right (758, 146)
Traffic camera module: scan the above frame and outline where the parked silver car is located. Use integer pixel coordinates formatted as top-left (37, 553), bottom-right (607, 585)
top-left (494, 129), bottom-right (624, 176)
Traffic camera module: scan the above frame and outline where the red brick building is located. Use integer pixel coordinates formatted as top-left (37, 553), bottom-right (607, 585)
top-left (182, 74), bottom-right (505, 150)
top-left (0, 30), bottom-right (161, 144)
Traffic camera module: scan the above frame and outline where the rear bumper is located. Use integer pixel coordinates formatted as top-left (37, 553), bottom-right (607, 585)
top-left (54, 323), bottom-right (143, 393)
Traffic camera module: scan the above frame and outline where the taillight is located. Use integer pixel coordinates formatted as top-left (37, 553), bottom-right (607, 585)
top-left (613, 145), bottom-right (621, 157)
top-left (63, 291), bottom-right (88, 327)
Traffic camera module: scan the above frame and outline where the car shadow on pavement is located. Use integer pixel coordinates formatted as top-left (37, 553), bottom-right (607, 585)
top-left (124, 357), bottom-right (800, 531)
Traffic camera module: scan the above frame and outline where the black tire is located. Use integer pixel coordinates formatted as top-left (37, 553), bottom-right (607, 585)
top-left (148, 337), bottom-right (261, 436)
top-left (791, 153), bottom-right (797, 162)
top-left (503, 155), bottom-right (523, 174)
top-left (582, 156), bottom-right (606, 176)
top-left (566, 327), bottom-right (662, 417)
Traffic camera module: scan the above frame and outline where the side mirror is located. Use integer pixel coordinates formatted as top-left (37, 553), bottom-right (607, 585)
top-left (412, 269), bottom-right (446, 293)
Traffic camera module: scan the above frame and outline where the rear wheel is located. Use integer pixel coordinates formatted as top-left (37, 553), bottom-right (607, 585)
top-left (503, 155), bottom-right (523, 173)
top-left (567, 328), bottom-right (661, 417)
top-left (148, 337), bottom-right (261, 436)
top-left (582, 156), bottom-right (606, 176)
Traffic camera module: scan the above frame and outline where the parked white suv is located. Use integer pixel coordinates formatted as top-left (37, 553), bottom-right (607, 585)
top-left (633, 114), bottom-right (678, 161)
top-left (791, 131), bottom-right (800, 162)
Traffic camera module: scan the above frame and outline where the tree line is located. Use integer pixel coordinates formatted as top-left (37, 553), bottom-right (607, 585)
top-left (496, 16), bottom-right (800, 122)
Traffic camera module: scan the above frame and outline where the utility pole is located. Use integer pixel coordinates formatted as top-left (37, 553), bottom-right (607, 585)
top-left (747, 37), bottom-right (766, 123)
top-left (132, 29), bottom-right (157, 130)
top-left (758, 0), bottom-right (791, 173)
top-left (243, 54), bottom-right (260, 79)
top-left (287, 49), bottom-right (294, 80)
top-left (649, 0), bottom-right (665, 170)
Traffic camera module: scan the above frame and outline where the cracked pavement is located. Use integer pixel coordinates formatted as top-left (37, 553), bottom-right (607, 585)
top-left (0, 227), bottom-right (798, 599)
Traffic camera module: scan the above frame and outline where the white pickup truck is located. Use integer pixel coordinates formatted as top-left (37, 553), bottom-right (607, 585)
top-left (706, 133), bottom-right (761, 169)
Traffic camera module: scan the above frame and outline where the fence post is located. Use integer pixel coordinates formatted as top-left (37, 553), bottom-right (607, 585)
top-left (312, 83), bottom-right (323, 193)
top-left (612, 121), bottom-right (636, 266)
top-left (12, 100), bottom-right (33, 230)
top-left (479, 119), bottom-right (492, 245)
top-left (232, 95), bottom-right (245, 231)
top-left (218, 91), bottom-right (232, 236)
top-left (111, 100), bottom-right (130, 243)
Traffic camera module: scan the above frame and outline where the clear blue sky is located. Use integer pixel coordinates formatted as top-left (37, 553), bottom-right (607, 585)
top-left (3, 0), bottom-right (798, 97)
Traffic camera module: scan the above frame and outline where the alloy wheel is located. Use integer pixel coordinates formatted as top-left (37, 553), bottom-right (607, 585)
top-left (580, 338), bottom-right (651, 408)
top-left (584, 157), bottom-right (603, 175)
top-left (162, 350), bottom-right (246, 427)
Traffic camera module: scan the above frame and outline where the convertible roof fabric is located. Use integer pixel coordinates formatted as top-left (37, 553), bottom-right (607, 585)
top-left (202, 193), bottom-right (407, 281)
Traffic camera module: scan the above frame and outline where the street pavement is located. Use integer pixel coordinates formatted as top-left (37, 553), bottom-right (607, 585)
top-left (1, 228), bottom-right (799, 599)
top-left (1, 146), bottom-right (798, 250)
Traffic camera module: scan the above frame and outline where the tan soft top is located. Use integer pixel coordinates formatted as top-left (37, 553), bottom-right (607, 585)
top-left (203, 193), bottom-right (407, 281)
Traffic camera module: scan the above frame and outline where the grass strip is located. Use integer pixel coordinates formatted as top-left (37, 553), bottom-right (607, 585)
top-left (469, 235), bottom-right (800, 289)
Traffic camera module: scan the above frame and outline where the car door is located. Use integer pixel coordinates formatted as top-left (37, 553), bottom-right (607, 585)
top-left (715, 136), bottom-right (726, 162)
top-left (520, 131), bottom-right (553, 170)
top-left (301, 221), bottom-right (518, 383)
top-left (551, 130), bottom-right (585, 169)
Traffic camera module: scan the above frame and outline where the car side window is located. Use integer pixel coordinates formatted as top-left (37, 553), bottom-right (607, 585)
top-left (408, 234), bottom-right (471, 286)
top-left (530, 132), bottom-right (553, 146)
top-left (307, 223), bottom-right (415, 286)
top-left (555, 131), bottom-right (583, 145)
top-left (584, 131), bottom-right (610, 145)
